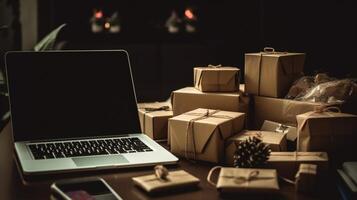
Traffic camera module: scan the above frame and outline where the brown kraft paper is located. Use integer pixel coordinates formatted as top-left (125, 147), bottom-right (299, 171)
top-left (168, 108), bottom-right (245, 163)
top-left (245, 47), bottom-right (305, 98)
top-left (194, 65), bottom-right (240, 92)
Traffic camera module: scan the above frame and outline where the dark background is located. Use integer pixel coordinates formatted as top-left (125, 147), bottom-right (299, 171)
top-left (1, 0), bottom-right (357, 102)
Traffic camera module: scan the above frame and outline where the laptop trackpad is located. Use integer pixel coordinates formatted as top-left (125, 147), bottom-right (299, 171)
top-left (72, 155), bottom-right (129, 167)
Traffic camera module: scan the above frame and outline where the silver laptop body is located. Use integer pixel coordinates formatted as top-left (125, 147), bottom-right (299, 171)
top-left (5, 50), bottom-right (178, 175)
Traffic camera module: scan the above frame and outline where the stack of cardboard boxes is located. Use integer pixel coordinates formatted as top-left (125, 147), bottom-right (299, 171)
top-left (137, 48), bottom-right (357, 180)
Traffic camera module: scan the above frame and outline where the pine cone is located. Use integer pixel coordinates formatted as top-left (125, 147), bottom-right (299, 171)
top-left (233, 136), bottom-right (271, 168)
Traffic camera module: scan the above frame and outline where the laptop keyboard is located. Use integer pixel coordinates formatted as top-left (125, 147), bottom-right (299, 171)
top-left (28, 137), bottom-right (153, 160)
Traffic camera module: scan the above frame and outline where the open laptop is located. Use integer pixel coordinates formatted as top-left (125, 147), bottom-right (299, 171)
top-left (5, 50), bottom-right (178, 175)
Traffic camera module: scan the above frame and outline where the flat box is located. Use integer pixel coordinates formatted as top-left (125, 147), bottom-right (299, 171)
top-left (225, 130), bottom-right (287, 166)
top-left (169, 108), bottom-right (245, 163)
top-left (171, 87), bottom-right (249, 117)
top-left (266, 152), bottom-right (328, 180)
top-left (137, 102), bottom-right (173, 140)
top-left (132, 170), bottom-right (200, 193)
top-left (245, 51), bottom-right (305, 97)
top-left (216, 168), bottom-right (279, 194)
top-left (194, 66), bottom-right (240, 92)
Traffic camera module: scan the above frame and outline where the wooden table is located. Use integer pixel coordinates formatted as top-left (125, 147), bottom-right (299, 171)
top-left (0, 123), bottom-right (341, 200)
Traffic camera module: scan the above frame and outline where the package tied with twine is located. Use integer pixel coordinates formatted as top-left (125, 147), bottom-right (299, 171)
top-left (297, 106), bottom-right (357, 163)
top-left (137, 102), bottom-right (173, 140)
top-left (266, 152), bottom-right (328, 180)
top-left (132, 165), bottom-right (200, 193)
top-left (207, 166), bottom-right (279, 194)
top-left (168, 108), bottom-right (245, 163)
top-left (245, 47), bottom-right (305, 98)
top-left (194, 65), bottom-right (240, 92)
top-left (225, 130), bottom-right (287, 166)
top-left (171, 86), bottom-right (249, 117)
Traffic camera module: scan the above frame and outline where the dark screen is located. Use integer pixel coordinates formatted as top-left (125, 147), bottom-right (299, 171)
top-left (5, 50), bottom-right (141, 141)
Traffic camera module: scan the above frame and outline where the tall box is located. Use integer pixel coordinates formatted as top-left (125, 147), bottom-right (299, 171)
top-left (245, 49), bottom-right (305, 97)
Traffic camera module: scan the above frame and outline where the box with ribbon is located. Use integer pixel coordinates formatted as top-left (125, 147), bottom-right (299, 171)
top-left (137, 102), bottom-right (173, 140)
top-left (245, 47), bottom-right (305, 98)
top-left (266, 152), bottom-right (328, 180)
top-left (132, 165), bottom-right (200, 193)
top-left (207, 166), bottom-right (279, 194)
top-left (168, 108), bottom-right (245, 163)
top-left (171, 86), bottom-right (249, 117)
top-left (297, 107), bottom-right (357, 163)
top-left (295, 164), bottom-right (317, 194)
top-left (194, 65), bottom-right (240, 92)
top-left (261, 120), bottom-right (297, 142)
top-left (225, 130), bottom-right (287, 166)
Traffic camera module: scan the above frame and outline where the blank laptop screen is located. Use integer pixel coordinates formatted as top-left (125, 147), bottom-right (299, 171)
top-left (5, 50), bottom-right (141, 142)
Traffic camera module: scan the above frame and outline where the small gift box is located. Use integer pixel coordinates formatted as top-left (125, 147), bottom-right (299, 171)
top-left (225, 130), bottom-right (287, 166)
top-left (261, 120), bottom-right (297, 142)
top-left (295, 164), bottom-right (317, 193)
top-left (194, 65), bottom-right (240, 92)
top-left (207, 167), bottom-right (279, 194)
top-left (168, 108), bottom-right (245, 163)
top-left (132, 167), bottom-right (200, 193)
top-left (266, 152), bottom-right (328, 179)
top-left (245, 47), bottom-right (305, 97)
top-left (171, 86), bottom-right (249, 117)
top-left (137, 102), bottom-right (173, 140)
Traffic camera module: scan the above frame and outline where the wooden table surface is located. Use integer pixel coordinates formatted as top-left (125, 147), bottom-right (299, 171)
top-left (0, 123), bottom-right (341, 200)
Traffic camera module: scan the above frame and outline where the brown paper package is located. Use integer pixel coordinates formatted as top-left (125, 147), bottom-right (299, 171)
top-left (297, 111), bottom-right (357, 163)
top-left (261, 120), bottom-right (297, 142)
top-left (137, 102), bottom-right (173, 140)
top-left (132, 170), bottom-right (200, 193)
top-left (225, 130), bottom-right (287, 166)
top-left (168, 108), bottom-right (245, 163)
top-left (245, 51), bottom-right (305, 98)
top-left (194, 66), bottom-right (240, 92)
top-left (216, 168), bottom-right (279, 193)
top-left (295, 164), bottom-right (317, 193)
top-left (171, 86), bottom-right (249, 117)
top-left (253, 96), bottom-right (325, 128)
top-left (266, 152), bottom-right (328, 180)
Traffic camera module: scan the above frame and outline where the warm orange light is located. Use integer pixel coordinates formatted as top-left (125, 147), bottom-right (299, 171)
top-left (95, 11), bottom-right (103, 19)
top-left (104, 22), bottom-right (111, 29)
top-left (184, 9), bottom-right (195, 20)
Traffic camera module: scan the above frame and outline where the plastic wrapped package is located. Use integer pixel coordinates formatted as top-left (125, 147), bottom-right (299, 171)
top-left (295, 79), bottom-right (357, 103)
top-left (285, 76), bottom-right (315, 99)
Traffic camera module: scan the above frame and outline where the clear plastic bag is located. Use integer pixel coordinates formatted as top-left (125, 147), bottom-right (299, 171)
top-left (294, 79), bottom-right (357, 103)
top-left (285, 76), bottom-right (315, 99)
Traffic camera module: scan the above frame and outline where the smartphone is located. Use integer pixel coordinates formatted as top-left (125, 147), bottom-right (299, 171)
top-left (51, 177), bottom-right (123, 200)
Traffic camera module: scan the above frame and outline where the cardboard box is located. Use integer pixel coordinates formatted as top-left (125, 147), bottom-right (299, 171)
top-left (245, 50), bottom-right (305, 97)
top-left (253, 96), bottom-right (323, 128)
top-left (171, 87), bottom-right (249, 117)
top-left (194, 66), bottom-right (240, 92)
top-left (211, 167), bottom-right (279, 194)
top-left (297, 111), bottom-right (357, 163)
top-left (266, 152), bottom-right (328, 180)
top-left (261, 120), bottom-right (297, 142)
top-left (169, 108), bottom-right (245, 163)
top-left (137, 102), bottom-right (173, 140)
top-left (225, 130), bottom-right (287, 166)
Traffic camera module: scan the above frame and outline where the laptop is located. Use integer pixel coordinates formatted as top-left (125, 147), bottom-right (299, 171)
top-left (5, 50), bottom-right (178, 175)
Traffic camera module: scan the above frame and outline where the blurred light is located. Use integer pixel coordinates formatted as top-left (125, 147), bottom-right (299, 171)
top-left (95, 10), bottom-right (103, 19)
top-left (184, 9), bottom-right (195, 20)
top-left (104, 22), bottom-right (111, 29)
